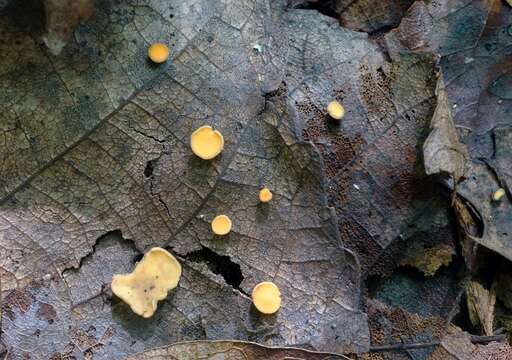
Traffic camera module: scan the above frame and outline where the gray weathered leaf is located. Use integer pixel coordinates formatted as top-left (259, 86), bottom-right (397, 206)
top-left (455, 127), bottom-right (512, 261)
top-left (125, 340), bottom-right (349, 360)
top-left (428, 330), bottom-right (512, 360)
top-left (423, 77), bottom-right (468, 181)
top-left (0, 1), bottom-right (379, 358)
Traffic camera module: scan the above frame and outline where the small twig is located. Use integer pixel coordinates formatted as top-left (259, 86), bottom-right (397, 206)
top-left (369, 334), bottom-right (507, 352)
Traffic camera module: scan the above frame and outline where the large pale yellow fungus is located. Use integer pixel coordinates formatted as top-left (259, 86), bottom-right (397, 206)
top-left (111, 247), bottom-right (181, 318)
top-left (327, 100), bottom-right (345, 120)
top-left (252, 281), bottom-right (281, 314)
top-left (148, 43), bottom-right (169, 63)
top-left (190, 125), bottom-right (224, 160)
top-left (493, 188), bottom-right (506, 201)
top-left (211, 215), bottom-right (232, 235)
top-left (259, 187), bottom-right (273, 203)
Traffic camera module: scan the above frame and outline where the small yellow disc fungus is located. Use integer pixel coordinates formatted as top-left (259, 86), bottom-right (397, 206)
top-left (493, 188), bottom-right (506, 201)
top-left (190, 125), bottom-right (224, 160)
top-left (111, 247), bottom-right (181, 318)
top-left (327, 100), bottom-right (345, 120)
top-left (148, 43), bottom-right (170, 63)
top-left (211, 215), bottom-right (232, 235)
top-left (259, 187), bottom-right (273, 203)
top-left (252, 281), bottom-right (281, 314)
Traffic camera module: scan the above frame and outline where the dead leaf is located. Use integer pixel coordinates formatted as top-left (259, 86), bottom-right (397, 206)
top-left (385, 0), bottom-right (493, 59)
top-left (466, 281), bottom-right (496, 336)
top-left (42, 0), bottom-right (94, 55)
top-left (401, 243), bottom-right (454, 276)
top-left (125, 340), bottom-right (351, 360)
top-left (428, 330), bottom-right (512, 360)
top-left (0, 2), bottom-right (376, 357)
top-left (423, 77), bottom-right (468, 182)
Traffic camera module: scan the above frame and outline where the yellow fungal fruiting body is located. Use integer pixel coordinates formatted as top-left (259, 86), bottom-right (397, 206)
top-left (493, 188), bottom-right (506, 201)
top-left (211, 215), bottom-right (232, 235)
top-left (252, 281), bottom-right (281, 314)
top-left (327, 100), bottom-right (345, 120)
top-left (190, 125), bottom-right (224, 160)
top-left (148, 43), bottom-right (169, 63)
top-left (111, 247), bottom-right (181, 318)
top-left (259, 187), bottom-right (272, 203)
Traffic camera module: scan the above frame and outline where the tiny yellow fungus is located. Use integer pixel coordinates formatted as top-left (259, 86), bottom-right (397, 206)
top-left (252, 281), bottom-right (281, 314)
top-left (493, 188), bottom-right (506, 201)
top-left (259, 187), bottom-right (273, 203)
top-left (190, 125), bottom-right (224, 160)
top-left (327, 100), bottom-right (345, 120)
top-left (148, 43), bottom-right (170, 63)
top-left (111, 247), bottom-right (181, 318)
top-left (211, 215), bottom-right (232, 235)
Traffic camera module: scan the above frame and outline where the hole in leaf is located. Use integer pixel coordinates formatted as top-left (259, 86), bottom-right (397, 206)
top-left (144, 160), bottom-right (155, 178)
top-left (185, 246), bottom-right (244, 290)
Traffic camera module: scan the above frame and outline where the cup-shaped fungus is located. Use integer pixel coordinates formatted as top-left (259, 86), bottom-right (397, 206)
top-left (259, 187), bottom-right (273, 203)
top-left (252, 281), bottom-right (281, 314)
top-left (111, 247), bottom-right (181, 318)
top-left (211, 215), bottom-right (232, 235)
top-left (148, 43), bottom-right (170, 63)
top-left (493, 188), bottom-right (506, 201)
top-left (190, 125), bottom-right (224, 160)
top-left (327, 100), bottom-right (345, 120)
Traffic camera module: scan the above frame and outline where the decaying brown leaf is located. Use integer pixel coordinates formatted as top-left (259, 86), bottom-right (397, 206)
top-left (423, 77), bottom-right (468, 182)
top-left (428, 330), bottom-right (512, 360)
top-left (125, 340), bottom-right (351, 360)
top-left (0, 2), bottom-right (374, 357)
top-left (466, 281), bottom-right (495, 336)
top-left (400, 243), bottom-right (454, 276)
top-left (43, 0), bottom-right (94, 55)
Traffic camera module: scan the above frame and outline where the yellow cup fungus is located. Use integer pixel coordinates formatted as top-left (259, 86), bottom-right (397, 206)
top-left (148, 43), bottom-right (170, 63)
top-left (259, 187), bottom-right (273, 203)
top-left (111, 247), bottom-right (181, 318)
top-left (211, 215), bottom-right (232, 235)
top-left (190, 125), bottom-right (224, 160)
top-left (252, 281), bottom-right (281, 314)
top-left (493, 188), bottom-right (506, 201)
top-left (327, 100), bottom-right (345, 120)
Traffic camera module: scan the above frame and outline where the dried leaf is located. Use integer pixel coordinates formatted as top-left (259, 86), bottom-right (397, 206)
top-left (125, 340), bottom-right (350, 360)
top-left (465, 281), bottom-right (496, 336)
top-left (42, 0), bottom-right (94, 55)
top-left (339, 0), bottom-right (415, 33)
top-left (385, 0), bottom-right (493, 58)
top-left (428, 330), bottom-right (512, 360)
top-left (455, 130), bottom-right (512, 262)
top-left (401, 243), bottom-right (454, 276)
top-left (0, 2), bottom-right (377, 357)
top-left (423, 77), bottom-right (468, 182)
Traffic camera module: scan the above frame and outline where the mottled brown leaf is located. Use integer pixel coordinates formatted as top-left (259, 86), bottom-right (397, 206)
top-left (400, 243), bottom-right (454, 276)
top-left (428, 330), bottom-right (512, 360)
top-left (42, 0), bottom-right (94, 55)
top-left (0, 1), bottom-right (381, 358)
top-left (465, 281), bottom-right (495, 336)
